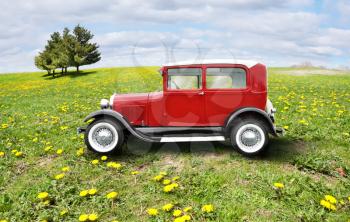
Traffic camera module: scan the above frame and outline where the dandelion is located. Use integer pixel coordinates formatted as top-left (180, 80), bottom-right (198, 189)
top-left (79, 214), bottom-right (89, 222)
top-left (76, 148), bottom-right (84, 156)
top-left (54, 173), bottom-right (65, 180)
top-left (11, 149), bottom-right (17, 154)
top-left (1, 123), bottom-right (9, 129)
top-left (163, 179), bottom-right (171, 185)
top-left (101, 156), bottom-right (108, 161)
top-left (162, 203), bottom-right (174, 212)
top-left (60, 126), bottom-right (68, 130)
top-left (163, 183), bottom-right (178, 193)
top-left (88, 189), bottom-right (97, 195)
top-left (32, 137), bottom-right (38, 142)
top-left (106, 191), bottom-right (118, 200)
top-left (61, 166), bottom-right (70, 172)
top-left (320, 199), bottom-right (336, 211)
top-left (324, 195), bottom-right (337, 204)
top-left (174, 215), bottom-right (191, 222)
top-left (147, 208), bottom-right (158, 216)
top-left (172, 176), bottom-right (180, 181)
top-left (153, 175), bottom-right (164, 182)
top-left (60, 209), bottom-right (68, 216)
top-left (283, 125), bottom-right (289, 130)
top-left (0, 151), bottom-right (5, 157)
top-left (202, 204), bottom-right (214, 213)
top-left (183, 206), bottom-right (192, 212)
top-left (80, 190), bottom-right (89, 197)
top-left (173, 209), bottom-right (182, 217)
top-left (37, 192), bottom-right (49, 200)
top-left (56, 149), bottom-right (63, 155)
top-left (88, 214), bottom-right (98, 221)
top-left (15, 151), bottom-right (23, 157)
top-left (131, 171), bottom-right (139, 175)
top-left (44, 146), bottom-right (52, 152)
top-left (106, 162), bottom-right (122, 169)
top-left (91, 159), bottom-right (99, 165)
top-left (0, 220), bottom-right (8, 222)
top-left (273, 182), bottom-right (284, 189)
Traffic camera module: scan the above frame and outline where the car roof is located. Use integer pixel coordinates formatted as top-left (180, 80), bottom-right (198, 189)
top-left (163, 59), bottom-right (260, 68)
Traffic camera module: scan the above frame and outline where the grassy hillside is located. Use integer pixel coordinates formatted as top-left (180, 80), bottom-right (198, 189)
top-left (0, 67), bottom-right (350, 222)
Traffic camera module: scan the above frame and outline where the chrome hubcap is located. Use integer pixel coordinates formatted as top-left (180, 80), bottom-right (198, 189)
top-left (240, 128), bottom-right (261, 147)
top-left (93, 127), bottom-right (114, 147)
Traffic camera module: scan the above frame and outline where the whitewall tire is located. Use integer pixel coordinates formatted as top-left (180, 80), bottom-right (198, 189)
top-left (85, 118), bottom-right (124, 154)
top-left (230, 119), bottom-right (269, 156)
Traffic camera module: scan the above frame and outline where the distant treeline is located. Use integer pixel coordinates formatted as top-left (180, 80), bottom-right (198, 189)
top-left (35, 25), bottom-right (101, 77)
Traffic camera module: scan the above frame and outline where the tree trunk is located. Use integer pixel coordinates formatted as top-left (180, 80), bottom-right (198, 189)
top-left (52, 70), bottom-right (55, 78)
top-left (61, 68), bottom-right (64, 74)
top-left (65, 67), bottom-right (67, 73)
top-left (76, 66), bottom-right (79, 72)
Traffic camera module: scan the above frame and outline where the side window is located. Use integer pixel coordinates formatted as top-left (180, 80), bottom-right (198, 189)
top-left (167, 68), bottom-right (202, 90)
top-left (206, 68), bottom-right (246, 89)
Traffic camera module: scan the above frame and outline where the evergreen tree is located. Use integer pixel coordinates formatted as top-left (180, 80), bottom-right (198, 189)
top-left (72, 25), bottom-right (101, 72)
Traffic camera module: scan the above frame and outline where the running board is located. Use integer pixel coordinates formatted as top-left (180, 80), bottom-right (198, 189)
top-left (160, 136), bottom-right (225, 142)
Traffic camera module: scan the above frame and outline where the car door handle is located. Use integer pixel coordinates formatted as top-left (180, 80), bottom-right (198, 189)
top-left (198, 91), bottom-right (205, 96)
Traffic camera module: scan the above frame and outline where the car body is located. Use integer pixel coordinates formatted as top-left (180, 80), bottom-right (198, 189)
top-left (79, 59), bottom-right (283, 156)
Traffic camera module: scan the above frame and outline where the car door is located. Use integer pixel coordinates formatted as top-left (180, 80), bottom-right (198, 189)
top-left (204, 65), bottom-right (250, 126)
top-left (163, 67), bottom-right (206, 126)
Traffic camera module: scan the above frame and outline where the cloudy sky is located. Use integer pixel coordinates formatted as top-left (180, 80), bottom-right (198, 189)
top-left (0, 0), bottom-right (350, 73)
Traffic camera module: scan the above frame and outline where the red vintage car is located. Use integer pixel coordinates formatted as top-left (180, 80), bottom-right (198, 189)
top-left (78, 59), bottom-right (283, 156)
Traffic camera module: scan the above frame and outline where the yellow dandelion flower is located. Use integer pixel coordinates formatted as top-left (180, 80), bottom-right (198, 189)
top-left (163, 179), bottom-right (171, 185)
top-left (107, 161), bottom-right (122, 169)
top-left (43, 199), bottom-right (51, 205)
top-left (60, 126), bottom-right (68, 130)
top-left (320, 199), bottom-right (336, 211)
top-left (76, 148), bottom-right (84, 156)
top-left (324, 195), bottom-right (337, 204)
top-left (273, 182), bottom-right (284, 189)
top-left (153, 175), bottom-right (164, 182)
top-left (0, 219), bottom-right (8, 222)
top-left (163, 185), bottom-right (175, 193)
top-left (11, 149), bottom-right (17, 154)
top-left (91, 159), bottom-right (99, 165)
top-left (1, 123), bottom-right (9, 129)
top-left (0, 151), bottom-right (5, 157)
top-left (201, 204), bottom-right (214, 213)
top-left (101, 156), bottom-right (108, 161)
top-left (131, 171), bottom-right (139, 175)
top-left (172, 176), bottom-right (180, 181)
top-left (173, 209), bottom-right (182, 217)
top-left (80, 190), bottom-right (88, 197)
top-left (15, 151), bottom-right (23, 157)
top-left (182, 215), bottom-right (191, 221)
top-left (147, 208), bottom-right (158, 216)
top-left (348, 196), bottom-right (350, 202)
top-left (56, 149), bottom-right (63, 155)
top-left (32, 137), bottom-right (38, 142)
top-left (283, 125), bottom-right (289, 130)
top-left (60, 209), bottom-right (68, 216)
top-left (61, 166), bottom-right (70, 172)
top-left (37, 192), bottom-right (49, 200)
top-left (54, 173), bottom-right (65, 180)
top-left (183, 206), bottom-right (192, 212)
top-left (88, 189), bottom-right (97, 195)
top-left (44, 146), bottom-right (52, 152)
top-left (88, 214), bottom-right (98, 221)
top-left (162, 203), bottom-right (174, 212)
top-left (79, 214), bottom-right (89, 221)
top-left (106, 191), bottom-right (118, 200)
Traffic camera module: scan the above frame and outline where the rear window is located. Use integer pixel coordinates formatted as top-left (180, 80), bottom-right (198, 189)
top-left (167, 68), bottom-right (202, 90)
top-left (206, 68), bottom-right (246, 89)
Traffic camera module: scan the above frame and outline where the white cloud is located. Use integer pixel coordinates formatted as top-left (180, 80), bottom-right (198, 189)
top-left (0, 0), bottom-right (349, 72)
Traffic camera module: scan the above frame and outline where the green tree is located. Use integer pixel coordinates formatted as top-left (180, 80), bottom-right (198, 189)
top-left (72, 25), bottom-right (101, 72)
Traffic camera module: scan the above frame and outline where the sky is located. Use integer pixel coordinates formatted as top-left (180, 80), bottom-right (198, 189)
top-left (0, 0), bottom-right (350, 73)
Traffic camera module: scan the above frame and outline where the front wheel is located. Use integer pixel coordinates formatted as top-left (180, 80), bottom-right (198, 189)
top-left (230, 119), bottom-right (269, 156)
top-left (84, 118), bottom-right (124, 154)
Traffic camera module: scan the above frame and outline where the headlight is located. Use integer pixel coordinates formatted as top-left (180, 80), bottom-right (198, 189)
top-left (100, 99), bottom-right (109, 109)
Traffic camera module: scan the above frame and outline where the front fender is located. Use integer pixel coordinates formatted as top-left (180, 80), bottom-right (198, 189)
top-left (83, 110), bottom-right (160, 142)
top-left (224, 107), bottom-right (277, 136)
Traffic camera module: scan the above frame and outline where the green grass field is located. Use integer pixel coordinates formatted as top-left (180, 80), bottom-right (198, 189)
top-left (0, 67), bottom-right (349, 222)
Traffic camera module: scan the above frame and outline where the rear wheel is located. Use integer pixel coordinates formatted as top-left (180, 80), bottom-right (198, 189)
top-left (230, 119), bottom-right (269, 156)
top-left (85, 118), bottom-right (124, 154)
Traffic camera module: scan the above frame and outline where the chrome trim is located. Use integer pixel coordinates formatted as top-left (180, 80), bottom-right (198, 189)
top-left (160, 136), bottom-right (225, 142)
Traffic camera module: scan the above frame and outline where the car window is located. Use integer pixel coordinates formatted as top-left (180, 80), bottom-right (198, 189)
top-left (206, 68), bottom-right (246, 89)
top-left (167, 68), bottom-right (202, 90)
